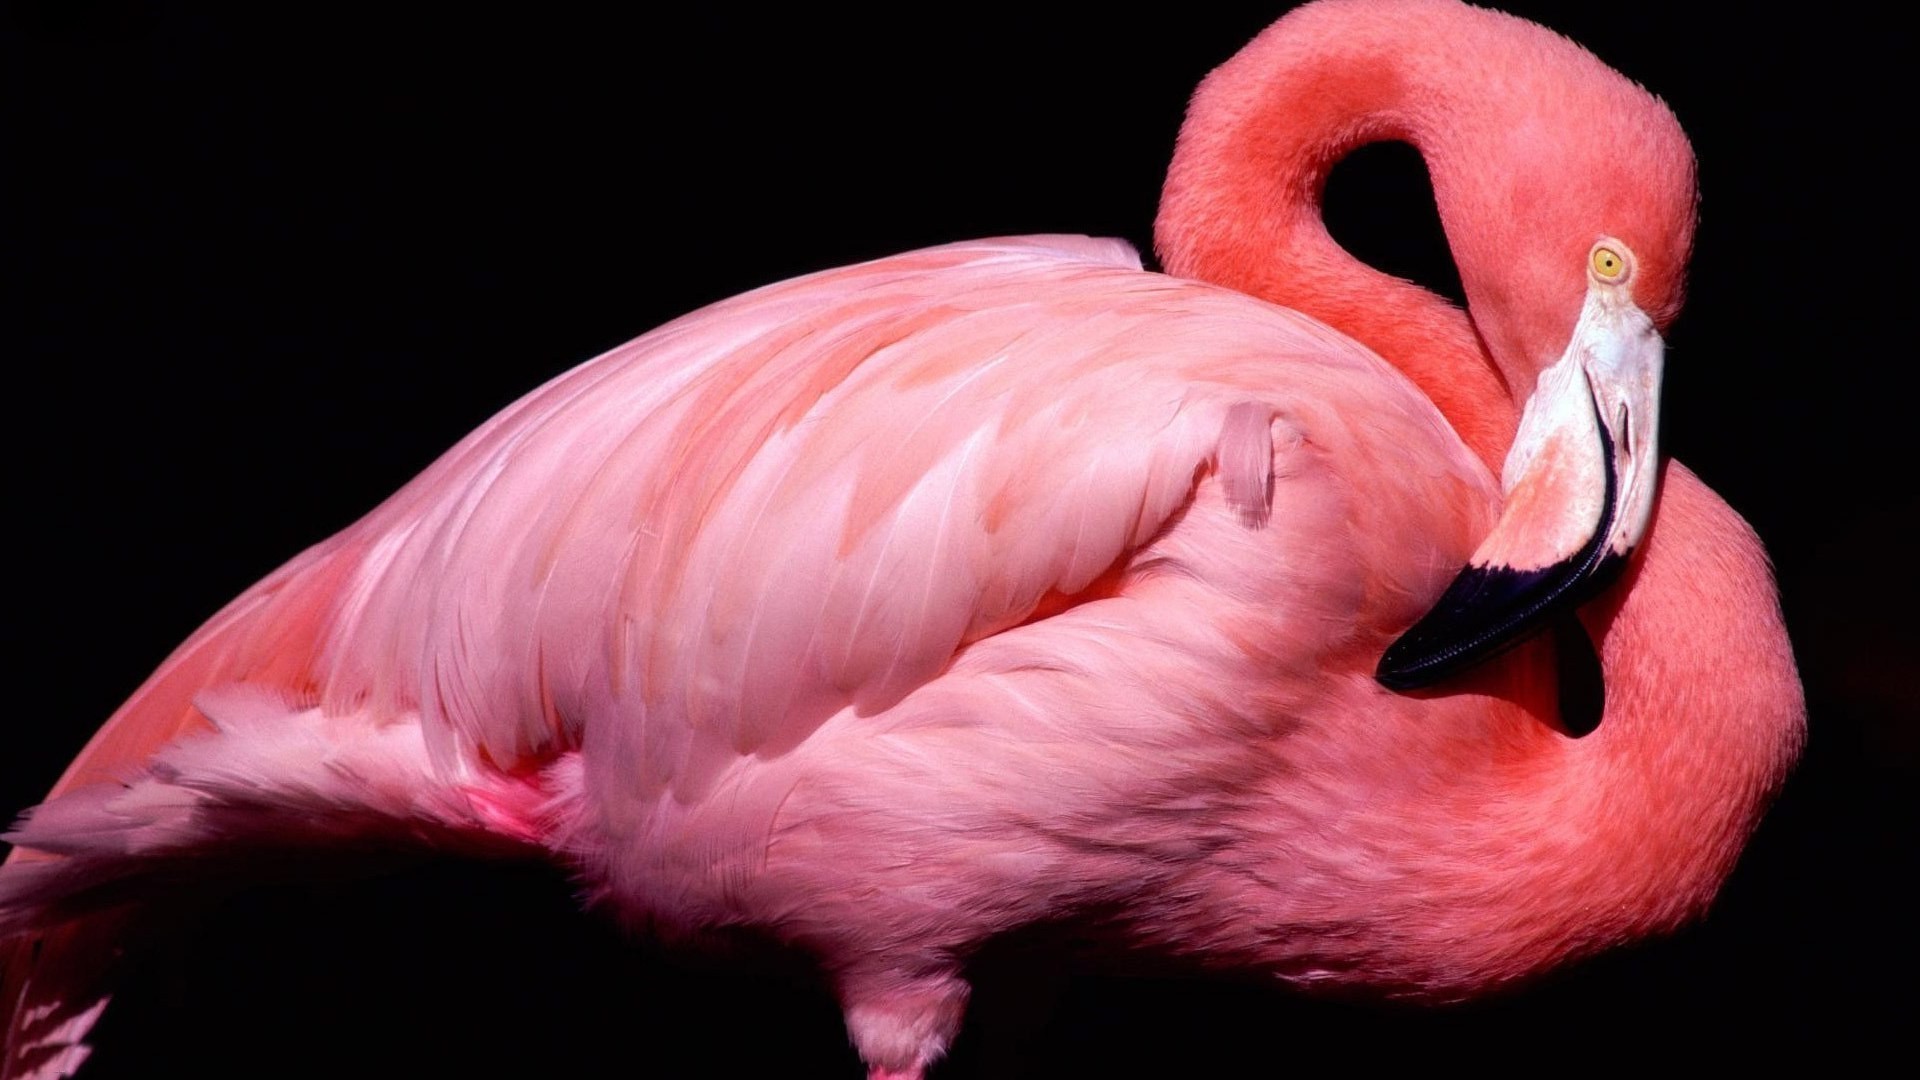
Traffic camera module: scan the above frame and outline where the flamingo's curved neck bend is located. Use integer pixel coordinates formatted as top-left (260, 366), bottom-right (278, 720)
top-left (1201, 480), bottom-right (1806, 992)
top-left (1157, 0), bottom-right (1695, 474)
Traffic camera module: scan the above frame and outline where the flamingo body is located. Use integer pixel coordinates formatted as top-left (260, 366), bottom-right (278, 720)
top-left (1, 3), bottom-right (1804, 1078)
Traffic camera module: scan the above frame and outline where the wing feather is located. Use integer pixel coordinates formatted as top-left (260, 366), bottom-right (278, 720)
top-left (68, 236), bottom-right (1439, 805)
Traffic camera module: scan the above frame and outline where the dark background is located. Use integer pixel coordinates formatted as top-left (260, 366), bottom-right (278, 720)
top-left (4, 2), bottom-right (1909, 1074)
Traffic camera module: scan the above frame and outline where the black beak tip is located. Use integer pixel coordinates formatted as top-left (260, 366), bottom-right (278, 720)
top-left (1375, 641), bottom-right (1439, 691)
top-left (1374, 562), bottom-right (1557, 692)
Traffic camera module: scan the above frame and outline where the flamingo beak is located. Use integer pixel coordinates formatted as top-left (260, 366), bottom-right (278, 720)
top-left (1377, 242), bottom-right (1663, 691)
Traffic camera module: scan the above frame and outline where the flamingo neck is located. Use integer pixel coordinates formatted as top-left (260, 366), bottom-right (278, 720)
top-left (1507, 468), bottom-right (1804, 971)
top-left (1155, 1), bottom-right (1539, 469)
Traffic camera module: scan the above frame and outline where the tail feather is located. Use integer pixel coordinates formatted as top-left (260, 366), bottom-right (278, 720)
top-left (43, 539), bottom-right (360, 799)
top-left (1, 535), bottom-right (363, 1079)
top-left (1, 689), bottom-right (566, 1080)
top-left (1, 530), bottom-right (580, 1078)
top-left (1, 915), bottom-right (126, 1080)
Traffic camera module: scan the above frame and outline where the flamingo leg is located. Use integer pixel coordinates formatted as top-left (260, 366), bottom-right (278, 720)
top-left (842, 973), bottom-right (970, 1080)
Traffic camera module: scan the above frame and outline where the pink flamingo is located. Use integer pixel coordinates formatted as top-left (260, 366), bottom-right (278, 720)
top-left (0, 2), bottom-right (1804, 1077)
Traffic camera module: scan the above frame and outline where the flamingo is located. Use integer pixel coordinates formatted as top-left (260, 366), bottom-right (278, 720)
top-left (0, 1), bottom-right (1805, 1077)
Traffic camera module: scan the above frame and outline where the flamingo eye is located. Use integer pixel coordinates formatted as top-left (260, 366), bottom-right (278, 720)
top-left (1591, 245), bottom-right (1627, 280)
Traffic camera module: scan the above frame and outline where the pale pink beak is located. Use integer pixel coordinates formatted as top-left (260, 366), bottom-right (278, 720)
top-left (1378, 239), bottom-right (1664, 692)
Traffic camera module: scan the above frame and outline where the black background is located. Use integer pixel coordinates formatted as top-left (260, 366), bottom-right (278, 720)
top-left (4, 3), bottom-right (1910, 1075)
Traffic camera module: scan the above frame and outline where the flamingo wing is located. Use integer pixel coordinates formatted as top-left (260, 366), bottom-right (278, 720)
top-left (9, 234), bottom-right (1492, 846)
top-left (253, 235), bottom-right (1475, 803)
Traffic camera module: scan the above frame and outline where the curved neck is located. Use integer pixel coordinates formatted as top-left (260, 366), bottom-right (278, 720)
top-left (1175, 468), bottom-right (1804, 991)
top-left (1529, 465), bottom-right (1803, 961)
top-left (1155, 2), bottom-right (1543, 470)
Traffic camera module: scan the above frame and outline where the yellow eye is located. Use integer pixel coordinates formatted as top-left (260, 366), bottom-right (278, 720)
top-left (1591, 246), bottom-right (1625, 279)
